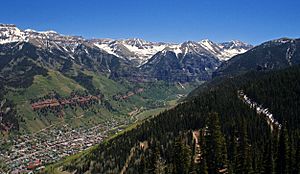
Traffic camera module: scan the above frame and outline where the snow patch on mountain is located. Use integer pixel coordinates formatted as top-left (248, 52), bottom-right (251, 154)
top-left (199, 39), bottom-right (252, 61)
top-left (94, 43), bottom-right (119, 57)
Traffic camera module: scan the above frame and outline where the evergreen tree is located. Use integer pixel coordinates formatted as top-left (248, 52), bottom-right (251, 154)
top-left (276, 125), bottom-right (290, 174)
top-left (228, 129), bottom-right (238, 174)
top-left (235, 120), bottom-right (253, 174)
top-left (173, 137), bottom-right (191, 174)
top-left (205, 112), bottom-right (228, 173)
top-left (261, 139), bottom-right (274, 174)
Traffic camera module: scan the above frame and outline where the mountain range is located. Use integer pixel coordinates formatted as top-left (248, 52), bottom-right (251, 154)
top-left (0, 24), bottom-right (252, 64)
top-left (0, 24), bottom-right (253, 82)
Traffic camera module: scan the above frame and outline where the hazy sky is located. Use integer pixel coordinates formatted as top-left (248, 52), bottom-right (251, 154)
top-left (1, 0), bottom-right (299, 44)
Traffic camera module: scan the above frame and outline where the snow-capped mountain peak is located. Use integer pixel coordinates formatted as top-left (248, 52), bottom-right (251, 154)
top-left (92, 38), bottom-right (168, 65)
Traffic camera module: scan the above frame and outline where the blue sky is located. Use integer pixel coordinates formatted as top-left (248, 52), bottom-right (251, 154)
top-left (0, 0), bottom-right (299, 45)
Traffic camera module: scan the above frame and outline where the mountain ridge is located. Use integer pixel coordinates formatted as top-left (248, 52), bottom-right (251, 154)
top-left (0, 24), bottom-right (253, 66)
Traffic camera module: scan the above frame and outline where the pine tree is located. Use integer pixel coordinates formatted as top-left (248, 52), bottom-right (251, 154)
top-left (228, 129), bottom-right (238, 174)
top-left (276, 125), bottom-right (290, 174)
top-left (205, 112), bottom-right (228, 173)
top-left (173, 137), bottom-right (191, 174)
top-left (261, 138), bottom-right (274, 174)
top-left (235, 120), bottom-right (253, 174)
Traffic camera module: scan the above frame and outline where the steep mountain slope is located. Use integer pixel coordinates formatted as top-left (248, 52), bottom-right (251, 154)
top-left (214, 38), bottom-right (300, 77)
top-left (47, 66), bottom-right (300, 174)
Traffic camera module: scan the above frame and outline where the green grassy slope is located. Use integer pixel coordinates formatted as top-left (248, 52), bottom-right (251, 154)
top-left (4, 69), bottom-right (197, 134)
top-left (5, 71), bottom-right (87, 133)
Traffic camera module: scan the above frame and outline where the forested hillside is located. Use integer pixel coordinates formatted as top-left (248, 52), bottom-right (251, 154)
top-left (47, 66), bottom-right (300, 174)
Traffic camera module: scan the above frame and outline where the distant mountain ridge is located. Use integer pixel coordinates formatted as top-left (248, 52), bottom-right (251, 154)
top-left (0, 24), bottom-right (253, 66)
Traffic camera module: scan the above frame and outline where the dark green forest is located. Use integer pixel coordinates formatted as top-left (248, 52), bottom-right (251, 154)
top-left (48, 66), bottom-right (300, 174)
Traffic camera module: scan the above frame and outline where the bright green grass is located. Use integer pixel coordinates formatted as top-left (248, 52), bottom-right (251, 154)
top-left (85, 70), bottom-right (128, 96)
top-left (4, 70), bottom-right (140, 133)
top-left (25, 70), bottom-right (85, 98)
